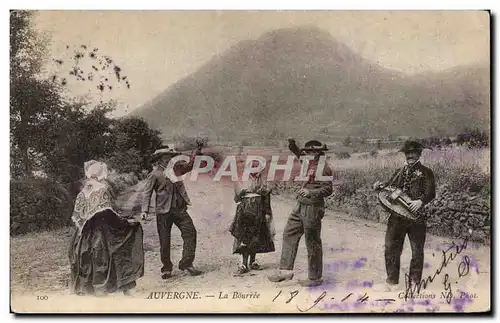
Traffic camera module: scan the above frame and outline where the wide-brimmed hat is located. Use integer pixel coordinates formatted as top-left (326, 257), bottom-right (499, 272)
top-left (150, 145), bottom-right (181, 162)
top-left (300, 140), bottom-right (329, 152)
top-left (399, 140), bottom-right (426, 153)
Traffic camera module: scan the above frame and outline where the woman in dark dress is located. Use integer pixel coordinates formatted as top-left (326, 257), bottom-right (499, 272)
top-left (68, 160), bottom-right (145, 296)
top-left (230, 163), bottom-right (275, 275)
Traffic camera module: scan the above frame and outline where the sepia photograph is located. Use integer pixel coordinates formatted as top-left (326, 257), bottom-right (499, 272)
top-left (9, 9), bottom-right (491, 314)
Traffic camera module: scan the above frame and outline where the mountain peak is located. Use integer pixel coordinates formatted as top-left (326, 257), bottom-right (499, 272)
top-left (133, 29), bottom-right (489, 140)
top-left (259, 26), bottom-right (336, 43)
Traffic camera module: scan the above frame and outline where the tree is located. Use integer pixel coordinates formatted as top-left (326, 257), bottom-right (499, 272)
top-left (37, 101), bottom-right (116, 184)
top-left (10, 10), bottom-right (62, 177)
top-left (10, 10), bottom-right (153, 186)
top-left (106, 116), bottom-right (162, 174)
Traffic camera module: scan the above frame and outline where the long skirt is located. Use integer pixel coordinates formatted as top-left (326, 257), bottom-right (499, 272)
top-left (68, 210), bottom-right (144, 295)
top-left (229, 196), bottom-right (275, 255)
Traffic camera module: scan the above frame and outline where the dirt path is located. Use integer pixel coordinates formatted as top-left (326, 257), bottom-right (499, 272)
top-left (132, 177), bottom-right (490, 292)
top-left (10, 176), bottom-right (490, 313)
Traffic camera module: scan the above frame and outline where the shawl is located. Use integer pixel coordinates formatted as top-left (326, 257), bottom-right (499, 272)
top-left (71, 181), bottom-right (119, 231)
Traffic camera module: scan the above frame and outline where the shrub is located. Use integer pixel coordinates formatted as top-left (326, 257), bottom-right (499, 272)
top-left (335, 151), bottom-right (351, 159)
top-left (456, 128), bottom-right (489, 148)
top-left (105, 148), bottom-right (144, 175)
top-left (175, 135), bottom-right (209, 151)
top-left (10, 179), bottom-right (73, 236)
top-left (106, 171), bottom-right (139, 197)
top-left (240, 139), bottom-right (251, 146)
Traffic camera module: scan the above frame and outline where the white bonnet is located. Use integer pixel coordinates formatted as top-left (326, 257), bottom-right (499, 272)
top-left (84, 160), bottom-right (109, 181)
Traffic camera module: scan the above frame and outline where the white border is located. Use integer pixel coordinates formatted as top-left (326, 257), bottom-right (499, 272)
top-left (1, 1), bottom-right (497, 322)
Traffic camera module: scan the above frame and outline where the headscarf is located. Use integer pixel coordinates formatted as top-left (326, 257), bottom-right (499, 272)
top-left (72, 160), bottom-right (116, 228)
top-left (84, 160), bottom-right (110, 181)
top-left (82, 160), bottom-right (109, 197)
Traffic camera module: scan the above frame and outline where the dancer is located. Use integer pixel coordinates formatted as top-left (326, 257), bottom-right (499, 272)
top-left (141, 142), bottom-right (204, 279)
top-left (268, 138), bottom-right (333, 287)
top-left (230, 160), bottom-right (275, 275)
top-left (69, 160), bottom-right (144, 296)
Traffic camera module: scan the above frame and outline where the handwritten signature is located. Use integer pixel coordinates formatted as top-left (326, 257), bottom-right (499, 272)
top-left (404, 234), bottom-right (471, 303)
top-left (272, 289), bottom-right (395, 312)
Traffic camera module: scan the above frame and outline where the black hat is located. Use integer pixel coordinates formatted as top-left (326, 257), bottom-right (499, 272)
top-left (399, 140), bottom-right (425, 153)
top-left (300, 140), bottom-right (329, 152)
top-left (150, 145), bottom-right (181, 162)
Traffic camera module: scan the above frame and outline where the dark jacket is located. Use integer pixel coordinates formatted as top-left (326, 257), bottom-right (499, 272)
top-left (141, 153), bottom-right (200, 214)
top-left (289, 144), bottom-right (333, 206)
top-left (384, 161), bottom-right (436, 206)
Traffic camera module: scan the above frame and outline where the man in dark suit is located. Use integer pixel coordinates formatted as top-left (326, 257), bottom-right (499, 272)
top-left (141, 142), bottom-right (204, 279)
top-left (373, 140), bottom-right (436, 291)
top-left (268, 139), bottom-right (333, 287)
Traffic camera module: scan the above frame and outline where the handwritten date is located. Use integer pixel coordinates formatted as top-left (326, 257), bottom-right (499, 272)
top-left (272, 289), bottom-right (395, 312)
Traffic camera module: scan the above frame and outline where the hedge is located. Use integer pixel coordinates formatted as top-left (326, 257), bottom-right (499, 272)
top-left (271, 181), bottom-right (491, 245)
top-left (10, 179), bottom-right (73, 236)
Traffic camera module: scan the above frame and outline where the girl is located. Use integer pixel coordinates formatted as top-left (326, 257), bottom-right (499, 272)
top-left (229, 161), bottom-right (276, 275)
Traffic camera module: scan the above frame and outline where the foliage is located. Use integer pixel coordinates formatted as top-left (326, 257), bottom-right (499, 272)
top-left (10, 11), bottom-right (159, 185)
top-left (35, 101), bottom-right (116, 185)
top-left (174, 135), bottom-right (209, 151)
top-left (105, 116), bottom-right (162, 173)
top-left (106, 171), bottom-right (139, 197)
top-left (456, 127), bottom-right (489, 148)
top-left (50, 41), bottom-right (132, 92)
top-left (240, 139), bottom-right (251, 146)
top-left (10, 10), bottom-right (62, 177)
top-left (334, 151), bottom-right (351, 159)
top-left (9, 11), bottom-right (162, 238)
top-left (10, 178), bottom-right (73, 235)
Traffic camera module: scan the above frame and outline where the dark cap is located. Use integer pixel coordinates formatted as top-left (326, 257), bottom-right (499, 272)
top-left (399, 140), bottom-right (426, 153)
top-left (300, 140), bottom-right (329, 152)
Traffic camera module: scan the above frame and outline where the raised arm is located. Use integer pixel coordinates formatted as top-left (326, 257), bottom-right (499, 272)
top-left (288, 138), bottom-right (304, 160)
top-left (174, 140), bottom-right (204, 176)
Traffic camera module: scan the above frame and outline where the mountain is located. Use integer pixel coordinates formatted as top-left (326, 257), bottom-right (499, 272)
top-left (131, 26), bottom-right (490, 142)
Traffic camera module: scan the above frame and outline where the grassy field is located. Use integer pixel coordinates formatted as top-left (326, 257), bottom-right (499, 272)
top-left (10, 227), bottom-right (74, 294)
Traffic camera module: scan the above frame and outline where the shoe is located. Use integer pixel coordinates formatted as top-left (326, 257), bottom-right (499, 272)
top-left (249, 262), bottom-right (263, 270)
top-left (235, 265), bottom-right (250, 275)
top-left (268, 270), bottom-right (294, 283)
top-left (299, 279), bottom-right (323, 287)
top-left (183, 266), bottom-right (203, 276)
top-left (123, 289), bottom-right (134, 296)
top-left (161, 271), bottom-right (172, 280)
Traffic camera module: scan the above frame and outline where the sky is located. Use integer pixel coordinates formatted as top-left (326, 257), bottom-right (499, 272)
top-left (33, 10), bottom-right (490, 117)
